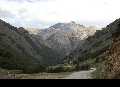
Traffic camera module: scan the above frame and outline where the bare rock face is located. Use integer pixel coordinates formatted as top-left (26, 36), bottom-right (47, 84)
top-left (103, 19), bottom-right (120, 79)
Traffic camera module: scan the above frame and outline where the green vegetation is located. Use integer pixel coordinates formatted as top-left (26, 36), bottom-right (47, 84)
top-left (76, 58), bottom-right (96, 71)
top-left (46, 64), bottom-right (76, 73)
top-left (0, 45), bottom-right (45, 73)
top-left (0, 67), bottom-right (22, 74)
top-left (92, 62), bottom-right (105, 79)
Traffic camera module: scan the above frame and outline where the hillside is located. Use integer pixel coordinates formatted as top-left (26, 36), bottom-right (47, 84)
top-left (28, 21), bottom-right (97, 62)
top-left (1, 18), bottom-right (120, 78)
top-left (0, 19), bottom-right (61, 73)
top-left (64, 18), bottom-right (120, 79)
top-left (95, 19), bottom-right (120, 79)
top-left (64, 25), bottom-right (112, 66)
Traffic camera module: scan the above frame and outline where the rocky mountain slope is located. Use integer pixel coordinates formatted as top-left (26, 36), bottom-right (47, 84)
top-left (28, 21), bottom-right (97, 61)
top-left (97, 18), bottom-right (120, 79)
top-left (64, 27), bottom-right (112, 65)
top-left (64, 18), bottom-right (120, 79)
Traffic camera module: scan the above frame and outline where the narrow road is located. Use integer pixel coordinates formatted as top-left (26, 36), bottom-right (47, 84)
top-left (0, 68), bottom-right (96, 79)
top-left (64, 68), bottom-right (96, 79)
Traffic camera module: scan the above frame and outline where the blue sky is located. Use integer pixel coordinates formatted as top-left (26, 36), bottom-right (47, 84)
top-left (0, 0), bottom-right (120, 29)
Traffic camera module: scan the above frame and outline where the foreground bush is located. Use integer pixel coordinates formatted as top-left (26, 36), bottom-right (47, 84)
top-left (46, 64), bottom-right (76, 73)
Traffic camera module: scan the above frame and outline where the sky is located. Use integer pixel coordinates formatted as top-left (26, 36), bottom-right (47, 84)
top-left (0, 0), bottom-right (120, 29)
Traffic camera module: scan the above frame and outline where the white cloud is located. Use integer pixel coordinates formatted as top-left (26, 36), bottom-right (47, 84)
top-left (0, 0), bottom-right (120, 28)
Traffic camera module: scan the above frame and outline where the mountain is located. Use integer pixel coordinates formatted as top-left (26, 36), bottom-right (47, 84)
top-left (63, 18), bottom-right (120, 79)
top-left (0, 19), bottom-right (40, 73)
top-left (28, 21), bottom-right (97, 62)
top-left (63, 22), bottom-right (114, 71)
top-left (64, 26), bottom-right (112, 66)
top-left (96, 18), bottom-right (120, 79)
top-left (0, 19), bottom-right (100, 73)
top-left (0, 19), bottom-right (61, 73)
top-left (1, 18), bottom-right (120, 77)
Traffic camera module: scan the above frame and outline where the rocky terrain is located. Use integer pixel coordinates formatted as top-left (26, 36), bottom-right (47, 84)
top-left (96, 19), bottom-right (120, 79)
top-left (27, 21), bottom-right (97, 62)
top-left (64, 18), bottom-right (120, 79)
top-left (64, 23), bottom-right (112, 68)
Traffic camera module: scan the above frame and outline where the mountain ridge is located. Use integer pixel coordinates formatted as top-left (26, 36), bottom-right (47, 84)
top-left (0, 19), bottom-right (63, 73)
top-left (27, 21), bottom-right (98, 59)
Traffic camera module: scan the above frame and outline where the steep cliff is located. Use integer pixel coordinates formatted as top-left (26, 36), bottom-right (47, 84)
top-left (100, 19), bottom-right (120, 79)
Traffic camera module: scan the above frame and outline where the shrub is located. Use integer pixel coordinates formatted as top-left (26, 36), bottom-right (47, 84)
top-left (78, 63), bottom-right (91, 70)
top-left (46, 64), bottom-right (75, 73)
top-left (92, 62), bottom-right (106, 79)
top-left (23, 65), bottom-right (46, 74)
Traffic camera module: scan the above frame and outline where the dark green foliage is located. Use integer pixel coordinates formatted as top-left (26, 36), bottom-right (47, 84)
top-left (0, 33), bottom-right (6, 36)
top-left (23, 64), bottom-right (46, 74)
top-left (92, 62), bottom-right (106, 79)
top-left (0, 46), bottom-right (46, 73)
top-left (0, 19), bottom-right (64, 73)
top-left (46, 64), bottom-right (76, 73)
top-left (78, 64), bottom-right (91, 70)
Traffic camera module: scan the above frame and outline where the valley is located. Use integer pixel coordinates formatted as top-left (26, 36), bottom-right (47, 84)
top-left (0, 18), bottom-right (120, 79)
top-left (0, 68), bottom-right (95, 79)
